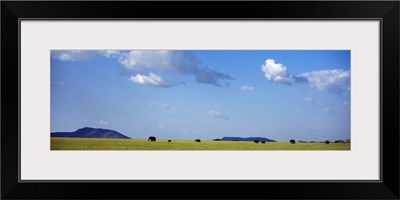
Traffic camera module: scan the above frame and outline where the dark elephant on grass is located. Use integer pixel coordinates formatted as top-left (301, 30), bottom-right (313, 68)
top-left (168, 140), bottom-right (171, 142)
top-left (254, 140), bottom-right (259, 143)
top-left (148, 136), bottom-right (156, 142)
top-left (325, 140), bottom-right (330, 144)
top-left (195, 139), bottom-right (201, 142)
top-left (290, 139), bottom-right (296, 144)
top-left (261, 141), bottom-right (266, 144)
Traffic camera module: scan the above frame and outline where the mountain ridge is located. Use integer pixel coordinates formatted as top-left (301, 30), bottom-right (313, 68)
top-left (51, 127), bottom-right (130, 139)
top-left (220, 136), bottom-right (276, 142)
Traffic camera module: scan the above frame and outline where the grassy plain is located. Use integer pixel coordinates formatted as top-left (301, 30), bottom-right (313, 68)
top-left (51, 137), bottom-right (350, 150)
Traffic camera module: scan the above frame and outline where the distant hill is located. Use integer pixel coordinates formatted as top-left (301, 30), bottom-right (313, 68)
top-left (221, 137), bottom-right (276, 142)
top-left (51, 127), bottom-right (130, 139)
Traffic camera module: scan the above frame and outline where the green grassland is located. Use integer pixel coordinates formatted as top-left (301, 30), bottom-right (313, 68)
top-left (51, 137), bottom-right (350, 150)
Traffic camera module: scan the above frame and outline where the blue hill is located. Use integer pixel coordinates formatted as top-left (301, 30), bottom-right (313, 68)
top-left (51, 127), bottom-right (130, 139)
top-left (221, 136), bottom-right (276, 142)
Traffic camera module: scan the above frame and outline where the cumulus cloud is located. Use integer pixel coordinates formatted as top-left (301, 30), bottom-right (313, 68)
top-left (52, 50), bottom-right (123, 61)
top-left (95, 119), bottom-right (109, 125)
top-left (129, 72), bottom-right (179, 88)
top-left (240, 85), bottom-right (254, 91)
top-left (51, 50), bottom-right (99, 61)
top-left (261, 59), bottom-right (308, 85)
top-left (208, 110), bottom-right (230, 120)
top-left (98, 50), bottom-right (121, 58)
top-left (52, 50), bottom-right (234, 88)
top-left (261, 59), bottom-right (350, 97)
top-left (298, 69), bottom-right (350, 97)
top-left (194, 68), bottom-right (234, 87)
top-left (117, 50), bottom-right (234, 87)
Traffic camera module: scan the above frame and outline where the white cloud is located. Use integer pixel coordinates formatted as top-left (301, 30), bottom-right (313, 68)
top-left (52, 50), bottom-right (122, 61)
top-left (118, 50), bottom-right (234, 87)
top-left (298, 69), bottom-right (350, 97)
top-left (261, 59), bottom-right (308, 85)
top-left (99, 50), bottom-right (121, 58)
top-left (51, 50), bottom-right (234, 88)
top-left (95, 120), bottom-right (109, 125)
top-left (261, 59), bottom-right (292, 84)
top-left (261, 59), bottom-right (350, 97)
top-left (208, 110), bottom-right (230, 120)
top-left (51, 50), bottom-right (99, 61)
top-left (119, 50), bottom-right (175, 71)
top-left (129, 72), bottom-right (178, 88)
top-left (240, 85), bottom-right (254, 91)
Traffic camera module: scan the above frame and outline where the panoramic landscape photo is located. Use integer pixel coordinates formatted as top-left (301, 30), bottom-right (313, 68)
top-left (51, 50), bottom-right (350, 150)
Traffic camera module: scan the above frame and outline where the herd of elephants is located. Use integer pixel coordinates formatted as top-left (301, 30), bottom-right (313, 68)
top-left (147, 136), bottom-right (333, 144)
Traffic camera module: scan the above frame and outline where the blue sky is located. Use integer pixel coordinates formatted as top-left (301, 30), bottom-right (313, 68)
top-left (51, 50), bottom-right (350, 141)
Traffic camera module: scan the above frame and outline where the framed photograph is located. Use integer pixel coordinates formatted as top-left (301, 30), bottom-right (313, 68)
top-left (2, 1), bottom-right (399, 199)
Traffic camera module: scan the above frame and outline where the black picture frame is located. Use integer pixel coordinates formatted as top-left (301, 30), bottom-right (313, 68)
top-left (2, 1), bottom-right (399, 199)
